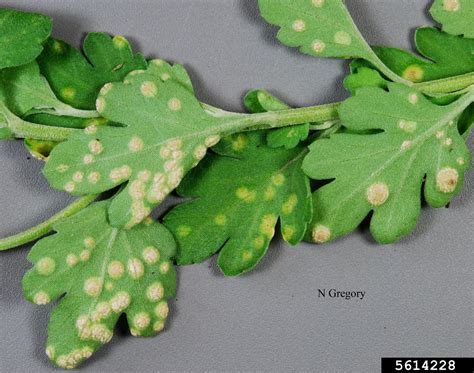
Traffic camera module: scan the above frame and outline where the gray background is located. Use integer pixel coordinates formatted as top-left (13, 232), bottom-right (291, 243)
top-left (0, 0), bottom-right (473, 372)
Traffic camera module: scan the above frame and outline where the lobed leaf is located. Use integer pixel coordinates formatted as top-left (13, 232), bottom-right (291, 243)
top-left (0, 8), bottom-right (52, 69)
top-left (345, 27), bottom-right (474, 94)
top-left (374, 27), bottom-right (474, 83)
top-left (37, 33), bottom-right (147, 110)
top-left (164, 132), bottom-right (312, 276)
top-left (0, 61), bottom-right (89, 117)
top-left (430, 0), bottom-right (474, 38)
top-left (22, 202), bottom-right (176, 369)
top-left (258, 0), bottom-right (373, 61)
top-left (303, 84), bottom-right (473, 244)
top-left (44, 62), bottom-right (242, 229)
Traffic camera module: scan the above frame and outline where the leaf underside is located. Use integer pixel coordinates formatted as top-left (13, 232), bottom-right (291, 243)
top-left (303, 83), bottom-right (471, 244)
top-left (258, 0), bottom-right (373, 61)
top-left (44, 62), bottom-right (234, 229)
top-left (0, 8), bottom-right (52, 69)
top-left (22, 202), bottom-right (176, 369)
top-left (164, 132), bottom-right (312, 276)
top-left (430, 0), bottom-right (474, 38)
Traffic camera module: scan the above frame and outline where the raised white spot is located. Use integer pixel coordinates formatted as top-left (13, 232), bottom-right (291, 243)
top-left (108, 260), bottom-right (125, 279)
top-left (436, 130), bottom-right (445, 139)
top-left (140, 81), bottom-right (157, 97)
top-left (80, 250), bottom-right (90, 261)
top-left (366, 182), bottom-right (390, 206)
top-left (168, 139), bottom-right (182, 150)
top-left (408, 93), bottom-right (418, 104)
top-left (143, 247), bottom-right (160, 264)
top-left (161, 73), bottom-right (171, 81)
top-left (100, 83), bottom-right (113, 96)
top-left (159, 262), bottom-right (170, 274)
top-left (129, 180), bottom-right (146, 200)
top-left (147, 282), bottom-right (164, 302)
top-left (96, 97), bottom-right (106, 113)
top-left (171, 150), bottom-right (183, 160)
top-left (84, 237), bottom-right (95, 248)
top-left (312, 0), bottom-right (324, 6)
top-left (138, 170), bottom-right (151, 181)
top-left (84, 125), bottom-right (97, 135)
top-left (164, 160), bottom-right (178, 172)
top-left (312, 39), bottom-right (326, 53)
top-left (153, 321), bottom-right (165, 332)
top-left (134, 312), bottom-right (151, 330)
top-left (193, 145), bottom-right (207, 160)
top-left (33, 291), bottom-right (50, 305)
top-left (400, 140), bottom-right (412, 150)
top-left (64, 182), bottom-right (75, 193)
top-left (155, 301), bottom-right (169, 319)
top-left (292, 19), bottom-right (306, 32)
top-left (72, 171), bottom-right (84, 183)
top-left (109, 165), bottom-right (132, 182)
top-left (128, 136), bottom-right (144, 152)
top-left (88, 171), bottom-right (101, 184)
top-left (110, 291), bottom-right (131, 312)
top-left (443, 0), bottom-right (460, 11)
top-left (205, 135), bottom-right (221, 147)
top-left (444, 138), bottom-right (453, 146)
top-left (95, 302), bottom-right (111, 320)
top-left (457, 157), bottom-right (465, 166)
top-left (398, 120), bottom-right (417, 133)
top-left (66, 254), bottom-right (78, 267)
top-left (168, 168), bottom-right (183, 188)
top-left (127, 258), bottom-right (145, 279)
top-left (160, 146), bottom-right (171, 159)
top-left (84, 277), bottom-right (102, 297)
top-left (90, 324), bottom-right (112, 343)
top-left (83, 154), bottom-right (94, 165)
top-left (36, 257), bottom-right (55, 275)
top-left (88, 140), bottom-right (103, 155)
top-left (312, 225), bottom-right (331, 243)
top-left (436, 167), bottom-right (459, 193)
top-left (334, 31), bottom-right (352, 45)
top-left (168, 98), bottom-right (182, 111)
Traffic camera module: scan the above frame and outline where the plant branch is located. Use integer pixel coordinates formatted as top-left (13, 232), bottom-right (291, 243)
top-left (0, 194), bottom-right (98, 251)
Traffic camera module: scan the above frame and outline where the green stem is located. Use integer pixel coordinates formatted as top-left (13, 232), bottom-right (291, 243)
top-left (0, 194), bottom-right (98, 251)
top-left (4, 73), bottom-right (474, 141)
top-left (415, 72), bottom-right (474, 94)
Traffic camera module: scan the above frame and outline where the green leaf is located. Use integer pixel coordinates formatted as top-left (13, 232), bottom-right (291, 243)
top-left (344, 66), bottom-right (388, 94)
top-left (0, 8), bottom-right (52, 69)
top-left (345, 27), bottom-right (474, 93)
top-left (37, 33), bottom-right (147, 110)
top-left (164, 132), bottom-right (312, 276)
top-left (257, 0), bottom-right (404, 83)
top-left (43, 63), bottom-right (244, 229)
top-left (374, 28), bottom-right (474, 83)
top-left (24, 138), bottom-right (57, 160)
top-left (430, 0), bottom-right (474, 38)
top-left (0, 61), bottom-right (97, 118)
top-left (302, 84), bottom-right (473, 244)
top-left (244, 89), bottom-right (309, 149)
top-left (22, 202), bottom-right (176, 369)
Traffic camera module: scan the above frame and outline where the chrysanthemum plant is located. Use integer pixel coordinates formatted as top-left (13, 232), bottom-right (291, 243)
top-left (0, 0), bottom-right (473, 368)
